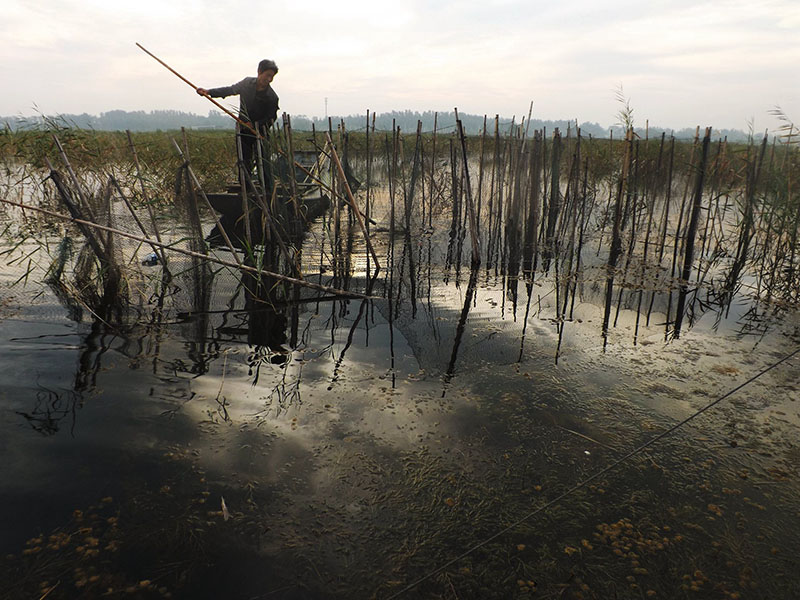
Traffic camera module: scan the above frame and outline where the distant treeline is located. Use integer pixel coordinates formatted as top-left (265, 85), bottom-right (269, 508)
top-left (2, 108), bottom-right (755, 141)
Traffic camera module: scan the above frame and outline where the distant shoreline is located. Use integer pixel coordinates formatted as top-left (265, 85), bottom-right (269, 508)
top-left (2, 109), bottom-right (758, 142)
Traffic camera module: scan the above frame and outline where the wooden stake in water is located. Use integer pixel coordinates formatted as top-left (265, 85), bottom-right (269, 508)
top-left (126, 130), bottom-right (168, 267)
top-left (673, 127), bottom-right (712, 338)
top-left (455, 110), bottom-right (482, 267)
top-left (325, 132), bottom-right (380, 271)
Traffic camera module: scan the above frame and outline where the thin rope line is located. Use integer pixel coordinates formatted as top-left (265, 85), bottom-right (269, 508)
top-left (386, 345), bottom-right (800, 599)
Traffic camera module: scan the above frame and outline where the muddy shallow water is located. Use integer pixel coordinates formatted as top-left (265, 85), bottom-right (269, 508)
top-left (2, 212), bottom-right (800, 599)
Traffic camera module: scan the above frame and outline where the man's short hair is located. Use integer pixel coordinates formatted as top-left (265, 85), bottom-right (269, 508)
top-left (258, 59), bottom-right (278, 74)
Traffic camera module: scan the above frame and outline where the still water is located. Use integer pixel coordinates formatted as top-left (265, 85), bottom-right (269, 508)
top-left (1, 212), bottom-right (800, 599)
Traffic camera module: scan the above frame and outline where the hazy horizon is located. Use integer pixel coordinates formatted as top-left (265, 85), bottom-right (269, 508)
top-left (0, 107), bottom-right (765, 140)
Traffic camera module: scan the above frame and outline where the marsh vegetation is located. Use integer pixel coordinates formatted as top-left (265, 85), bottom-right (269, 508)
top-left (1, 115), bottom-right (799, 599)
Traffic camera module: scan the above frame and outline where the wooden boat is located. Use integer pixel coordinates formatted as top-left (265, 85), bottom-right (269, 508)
top-left (204, 150), bottom-right (334, 248)
top-left (202, 149), bottom-right (363, 248)
top-left (205, 185), bottom-right (330, 248)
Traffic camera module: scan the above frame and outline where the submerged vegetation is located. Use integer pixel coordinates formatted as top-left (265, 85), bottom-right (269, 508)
top-left (1, 112), bottom-right (799, 599)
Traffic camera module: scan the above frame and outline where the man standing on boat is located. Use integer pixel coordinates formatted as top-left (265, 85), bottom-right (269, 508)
top-left (196, 59), bottom-right (279, 181)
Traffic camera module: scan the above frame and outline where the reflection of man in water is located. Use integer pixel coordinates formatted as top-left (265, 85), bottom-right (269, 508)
top-left (196, 59), bottom-right (279, 178)
top-left (242, 271), bottom-right (289, 365)
top-left (249, 303), bottom-right (288, 364)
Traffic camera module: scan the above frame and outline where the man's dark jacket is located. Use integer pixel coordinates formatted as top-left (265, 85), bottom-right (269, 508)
top-left (207, 77), bottom-right (279, 126)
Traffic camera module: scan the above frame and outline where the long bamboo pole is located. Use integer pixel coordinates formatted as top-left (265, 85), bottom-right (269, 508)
top-left (135, 42), bottom-right (261, 139)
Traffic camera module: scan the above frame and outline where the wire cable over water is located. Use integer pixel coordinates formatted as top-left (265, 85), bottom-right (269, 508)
top-left (385, 345), bottom-right (800, 599)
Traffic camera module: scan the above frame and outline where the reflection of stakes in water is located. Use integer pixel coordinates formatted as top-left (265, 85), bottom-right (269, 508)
top-left (74, 318), bottom-right (113, 392)
top-left (15, 385), bottom-right (82, 436)
top-left (517, 281), bottom-right (534, 363)
top-left (258, 368), bottom-right (302, 420)
top-left (442, 267), bottom-right (479, 392)
top-left (329, 299), bottom-right (368, 387)
top-left (395, 232), bottom-right (409, 320)
top-left (210, 349), bottom-right (231, 423)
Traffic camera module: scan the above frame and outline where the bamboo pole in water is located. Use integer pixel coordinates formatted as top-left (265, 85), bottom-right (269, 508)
top-left (613, 138), bottom-right (640, 328)
top-left (673, 127), bottom-right (712, 338)
top-left (569, 151), bottom-right (591, 321)
top-left (283, 113), bottom-right (300, 218)
top-left (445, 136), bottom-right (460, 273)
top-left (44, 161), bottom-right (116, 279)
top-left (455, 112), bottom-right (482, 266)
top-left (52, 135), bottom-right (101, 227)
top-left (561, 129), bottom-right (582, 324)
top-left (635, 133), bottom-right (665, 340)
top-left (406, 121), bottom-right (424, 233)
top-left (3, 196), bottom-right (370, 303)
top-left (107, 175), bottom-right (169, 270)
top-left (476, 115), bottom-right (488, 238)
top-left (664, 127), bottom-right (700, 339)
top-left (522, 130), bottom-right (542, 278)
top-left (656, 135), bottom-right (676, 265)
top-left (234, 133), bottom-right (255, 248)
top-left (171, 139), bottom-right (243, 267)
top-left (697, 138), bottom-right (723, 273)
top-left (365, 110), bottom-right (372, 237)
top-left (418, 120), bottom-right (427, 229)
top-left (543, 128), bottom-right (562, 269)
top-left (538, 126), bottom-right (549, 256)
top-left (601, 127), bottom-right (634, 348)
top-left (485, 115), bottom-right (500, 275)
top-left (325, 132), bottom-right (380, 271)
top-left (723, 133), bottom-right (768, 303)
top-left (428, 112), bottom-right (438, 230)
top-left (239, 168), bottom-right (295, 269)
top-left (126, 130), bottom-right (168, 267)
top-left (503, 128), bottom-right (520, 289)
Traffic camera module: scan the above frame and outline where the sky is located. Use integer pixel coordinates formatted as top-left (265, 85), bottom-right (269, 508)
top-left (2, 0), bottom-right (799, 131)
